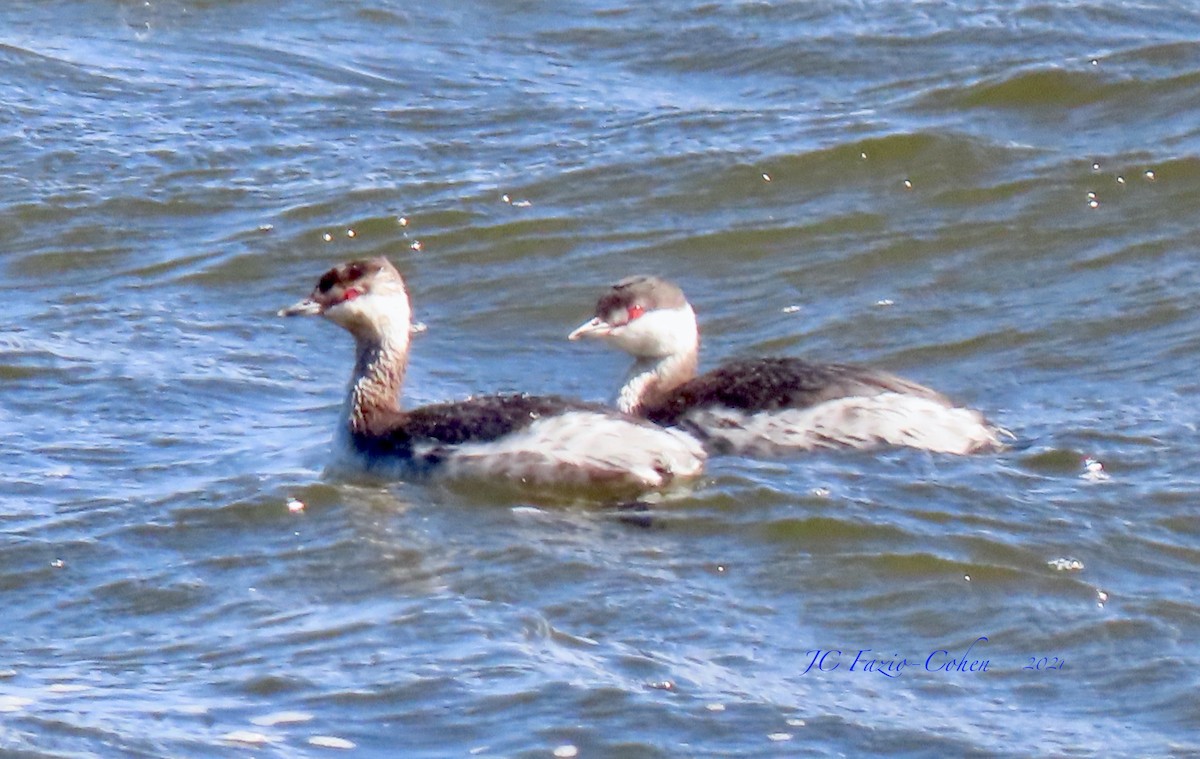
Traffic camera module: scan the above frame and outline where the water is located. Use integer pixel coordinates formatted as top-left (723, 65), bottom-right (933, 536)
top-left (4, 1), bottom-right (1200, 755)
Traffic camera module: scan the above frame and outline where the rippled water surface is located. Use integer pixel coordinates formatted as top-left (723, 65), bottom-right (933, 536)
top-left (4, 1), bottom-right (1200, 756)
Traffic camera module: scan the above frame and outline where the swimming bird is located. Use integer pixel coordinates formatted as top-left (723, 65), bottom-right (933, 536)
top-left (280, 259), bottom-right (705, 491)
top-left (568, 275), bottom-right (1007, 455)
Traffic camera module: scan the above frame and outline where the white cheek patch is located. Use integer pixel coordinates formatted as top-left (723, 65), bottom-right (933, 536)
top-left (326, 293), bottom-right (412, 335)
top-left (681, 393), bottom-right (1003, 455)
top-left (606, 305), bottom-right (697, 358)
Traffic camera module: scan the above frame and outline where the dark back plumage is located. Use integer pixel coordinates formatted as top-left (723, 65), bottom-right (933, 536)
top-left (352, 393), bottom-right (627, 456)
top-left (642, 357), bottom-right (951, 426)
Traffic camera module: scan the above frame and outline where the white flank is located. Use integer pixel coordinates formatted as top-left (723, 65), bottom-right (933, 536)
top-left (684, 393), bottom-right (1004, 455)
top-left (428, 411), bottom-right (706, 488)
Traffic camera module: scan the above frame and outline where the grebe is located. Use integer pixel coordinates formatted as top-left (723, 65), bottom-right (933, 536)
top-left (279, 259), bottom-right (705, 490)
top-left (568, 275), bottom-right (1008, 455)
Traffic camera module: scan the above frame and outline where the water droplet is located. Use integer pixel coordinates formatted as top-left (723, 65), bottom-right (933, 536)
top-left (1047, 558), bottom-right (1084, 572)
top-left (1081, 457), bottom-right (1109, 481)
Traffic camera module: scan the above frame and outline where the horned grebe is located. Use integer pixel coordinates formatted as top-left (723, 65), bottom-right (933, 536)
top-left (568, 275), bottom-right (1008, 455)
top-left (279, 259), bottom-right (705, 490)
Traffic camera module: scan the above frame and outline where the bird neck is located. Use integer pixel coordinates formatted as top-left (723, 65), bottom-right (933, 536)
top-left (618, 349), bottom-right (698, 416)
top-left (347, 328), bottom-right (410, 436)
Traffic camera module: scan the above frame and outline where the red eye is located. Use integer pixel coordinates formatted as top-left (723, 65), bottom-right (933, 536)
top-left (627, 304), bottom-right (645, 321)
top-left (343, 287), bottom-right (362, 301)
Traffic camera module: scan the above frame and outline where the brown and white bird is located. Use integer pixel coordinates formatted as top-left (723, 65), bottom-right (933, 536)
top-left (280, 259), bottom-right (705, 491)
top-left (569, 275), bottom-right (1008, 455)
